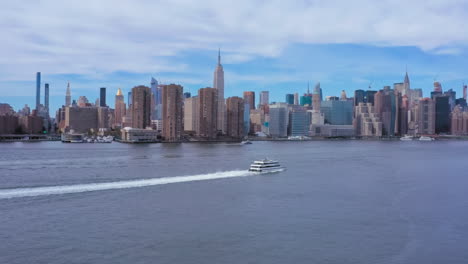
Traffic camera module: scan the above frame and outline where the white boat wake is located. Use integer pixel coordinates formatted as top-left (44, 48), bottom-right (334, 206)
top-left (0, 170), bottom-right (258, 200)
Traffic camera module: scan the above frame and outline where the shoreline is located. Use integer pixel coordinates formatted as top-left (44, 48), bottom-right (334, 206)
top-left (2, 135), bottom-right (468, 143)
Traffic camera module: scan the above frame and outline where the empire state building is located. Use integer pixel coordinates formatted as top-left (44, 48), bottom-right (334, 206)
top-left (213, 49), bottom-right (225, 132)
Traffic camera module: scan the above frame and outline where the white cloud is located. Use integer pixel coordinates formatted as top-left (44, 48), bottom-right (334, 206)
top-left (0, 0), bottom-right (467, 81)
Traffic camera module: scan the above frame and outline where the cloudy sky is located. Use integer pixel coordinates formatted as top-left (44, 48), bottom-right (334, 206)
top-left (1, 0), bottom-right (467, 112)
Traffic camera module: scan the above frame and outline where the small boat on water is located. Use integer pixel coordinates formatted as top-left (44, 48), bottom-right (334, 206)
top-left (400, 135), bottom-right (413, 141)
top-left (241, 140), bottom-right (252, 145)
top-left (249, 159), bottom-right (284, 173)
top-left (418, 136), bottom-right (435, 141)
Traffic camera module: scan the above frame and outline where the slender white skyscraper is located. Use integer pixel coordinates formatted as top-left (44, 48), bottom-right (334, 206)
top-left (213, 49), bottom-right (225, 132)
top-left (65, 81), bottom-right (71, 106)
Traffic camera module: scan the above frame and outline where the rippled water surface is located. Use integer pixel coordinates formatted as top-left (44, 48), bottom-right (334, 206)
top-left (1, 141), bottom-right (468, 264)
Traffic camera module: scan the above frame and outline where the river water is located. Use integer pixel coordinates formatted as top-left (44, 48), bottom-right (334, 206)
top-left (0, 140), bottom-right (467, 263)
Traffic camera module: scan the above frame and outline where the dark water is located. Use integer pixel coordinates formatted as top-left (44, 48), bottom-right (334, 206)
top-left (1, 141), bottom-right (467, 264)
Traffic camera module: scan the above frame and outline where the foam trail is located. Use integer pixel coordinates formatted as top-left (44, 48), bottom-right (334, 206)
top-left (0, 170), bottom-right (254, 200)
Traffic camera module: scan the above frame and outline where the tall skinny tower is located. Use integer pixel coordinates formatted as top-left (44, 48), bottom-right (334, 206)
top-left (65, 81), bottom-right (71, 106)
top-left (213, 49), bottom-right (225, 132)
top-left (36, 72), bottom-right (41, 110)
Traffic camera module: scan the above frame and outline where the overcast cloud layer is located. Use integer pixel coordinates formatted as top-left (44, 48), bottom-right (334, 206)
top-left (1, 0), bottom-right (467, 78)
top-left (1, 0), bottom-right (467, 110)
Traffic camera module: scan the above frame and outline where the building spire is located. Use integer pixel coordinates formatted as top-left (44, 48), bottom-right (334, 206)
top-left (307, 81), bottom-right (310, 94)
top-left (218, 48), bottom-right (221, 66)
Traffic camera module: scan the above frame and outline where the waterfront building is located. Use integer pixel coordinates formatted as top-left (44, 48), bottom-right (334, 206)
top-left (213, 49), bottom-right (225, 132)
top-left (321, 100), bottom-right (353, 125)
top-left (354, 102), bottom-right (383, 137)
top-left (184, 96), bottom-right (199, 132)
top-left (198, 87), bottom-right (218, 139)
top-left (250, 109), bottom-right (265, 133)
top-left (36, 72), bottom-right (41, 110)
top-left (451, 106), bottom-right (468, 135)
top-left (100, 87), bottom-right (106, 107)
top-left (289, 108), bottom-right (310, 137)
top-left (114, 88), bottom-right (126, 127)
top-left (0, 114), bottom-right (18, 134)
top-left (226, 96), bottom-right (244, 138)
top-left (120, 127), bottom-right (160, 143)
top-left (65, 82), bottom-right (71, 107)
top-left (65, 106), bottom-right (98, 133)
top-left (19, 110), bottom-right (43, 134)
top-left (417, 98), bottom-right (436, 135)
top-left (243, 91), bottom-right (255, 110)
top-left (309, 124), bottom-right (355, 137)
top-left (310, 85), bottom-right (325, 126)
top-left (434, 95), bottom-right (450, 134)
top-left (97, 107), bottom-right (110, 130)
top-left (374, 87), bottom-right (399, 136)
top-left (286, 94), bottom-right (294, 105)
top-left (269, 103), bottom-right (288, 137)
top-left (131, 85), bottom-right (152, 129)
top-left (162, 84), bottom-right (183, 142)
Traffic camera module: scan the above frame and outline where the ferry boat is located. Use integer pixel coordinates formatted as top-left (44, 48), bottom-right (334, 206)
top-left (400, 135), bottom-right (413, 141)
top-left (249, 159), bottom-right (284, 173)
top-left (418, 136), bottom-right (435, 141)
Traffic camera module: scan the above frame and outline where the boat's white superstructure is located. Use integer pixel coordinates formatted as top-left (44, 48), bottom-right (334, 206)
top-left (400, 135), bottom-right (413, 141)
top-left (249, 159), bottom-right (284, 173)
top-left (241, 140), bottom-right (252, 145)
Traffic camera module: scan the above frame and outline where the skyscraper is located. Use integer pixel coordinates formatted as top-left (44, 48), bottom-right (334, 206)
top-left (259, 91), bottom-right (269, 106)
top-left (198, 87), bottom-right (218, 139)
top-left (464, 85), bottom-right (467, 100)
top-left (213, 49), bottom-right (225, 132)
top-left (184, 92), bottom-right (191, 99)
top-left (417, 98), bottom-right (435, 135)
top-left (312, 85), bottom-right (321, 112)
top-left (285, 94), bottom-right (294, 105)
top-left (269, 103), bottom-right (289, 137)
top-left (340, 90), bottom-right (347, 101)
top-left (100, 87), bottom-right (107, 107)
top-left (36, 72), bottom-right (41, 110)
top-left (184, 96), bottom-right (199, 132)
top-left (434, 81), bottom-right (442, 92)
top-left (162, 84), bottom-right (183, 142)
top-left (150, 77), bottom-right (161, 119)
top-left (65, 82), bottom-right (71, 107)
top-left (226, 96), bottom-right (244, 138)
top-left (44, 83), bottom-right (49, 113)
top-left (131, 85), bottom-right (151, 129)
top-left (243, 91), bottom-right (255, 110)
top-left (294, 93), bottom-right (299, 105)
top-left (128, 91), bottom-right (132, 106)
top-left (114, 88), bottom-right (126, 127)
top-left (434, 95), bottom-right (450, 134)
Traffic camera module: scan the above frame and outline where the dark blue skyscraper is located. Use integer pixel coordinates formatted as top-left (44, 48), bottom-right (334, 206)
top-left (36, 72), bottom-right (41, 110)
top-left (435, 95), bottom-right (450, 134)
top-left (184, 92), bottom-right (191, 99)
top-left (100, 87), bottom-right (106, 107)
top-left (44, 83), bottom-right (49, 113)
top-left (285, 94), bottom-right (294, 104)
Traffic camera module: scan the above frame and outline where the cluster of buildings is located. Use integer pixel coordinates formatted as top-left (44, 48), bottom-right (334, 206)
top-left (2, 52), bottom-right (468, 140)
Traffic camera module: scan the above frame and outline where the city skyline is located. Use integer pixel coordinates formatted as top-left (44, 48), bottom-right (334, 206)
top-left (1, 1), bottom-right (468, 112)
